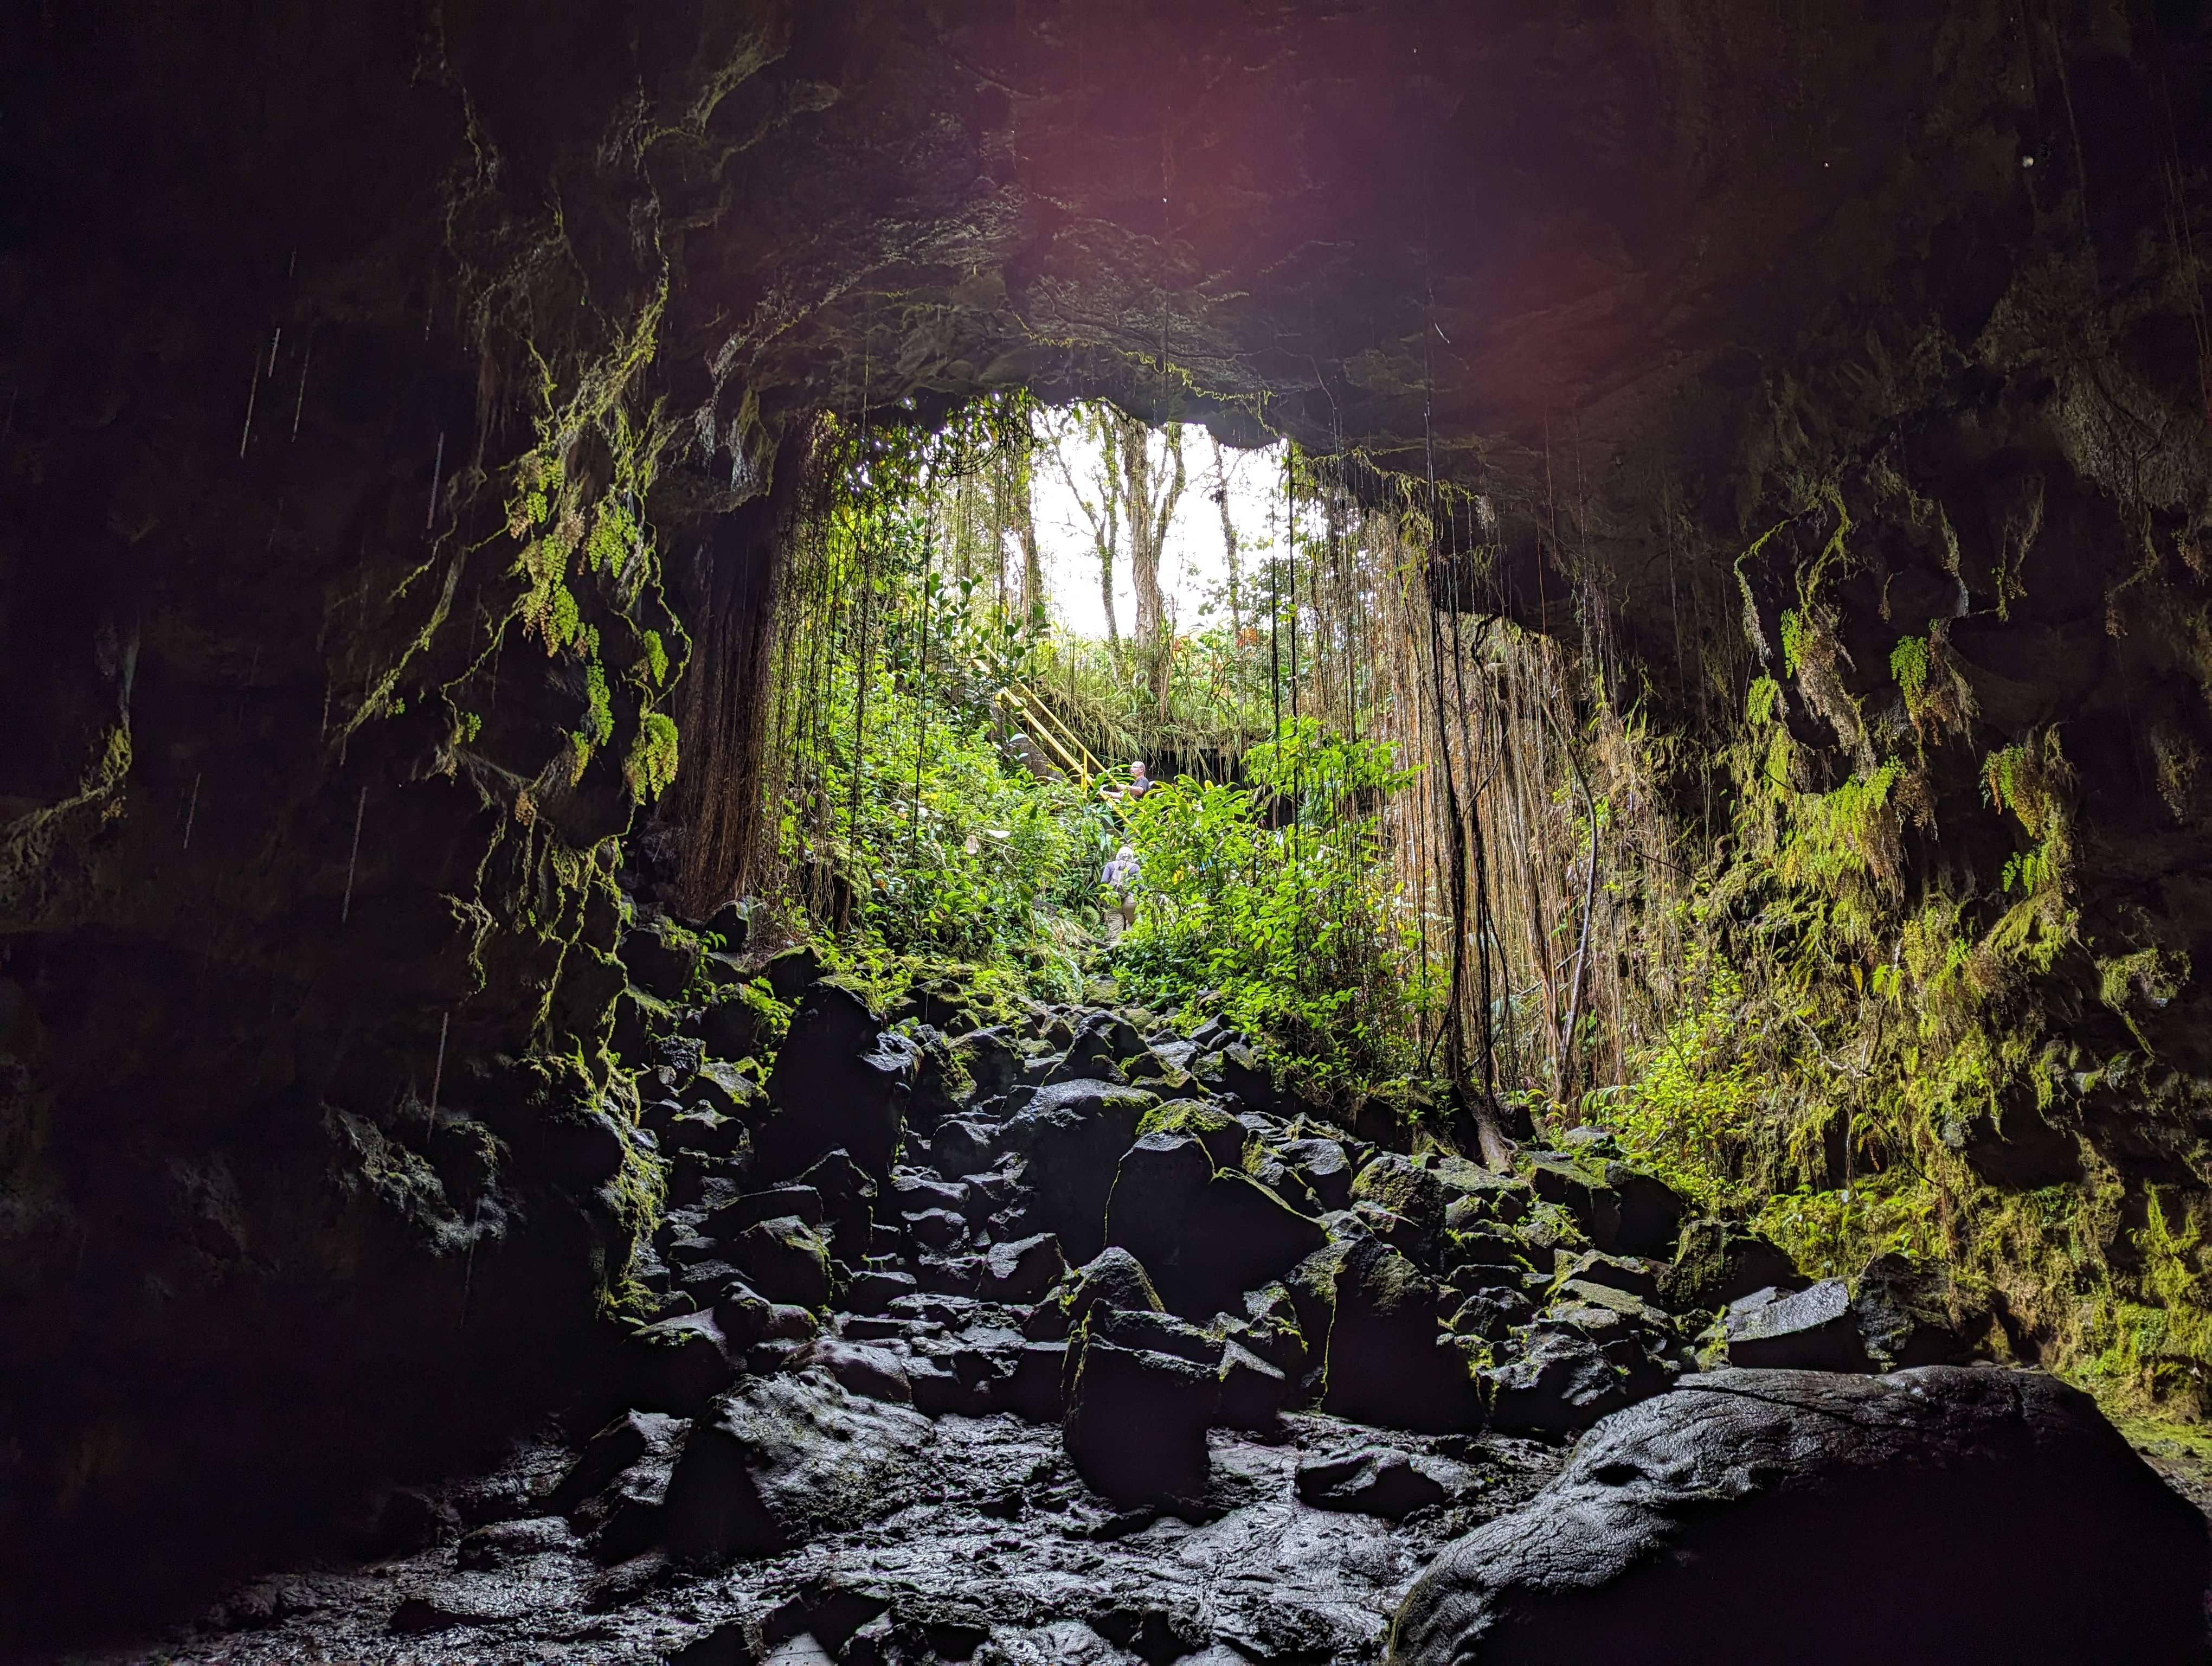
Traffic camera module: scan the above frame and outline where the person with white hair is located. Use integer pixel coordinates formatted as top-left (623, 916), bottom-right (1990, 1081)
top-left (1101, 842), bottom-right (1142, 933)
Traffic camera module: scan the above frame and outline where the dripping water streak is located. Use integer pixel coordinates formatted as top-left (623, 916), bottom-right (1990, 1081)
top-left (425, 1012), bottom-right (449, 1137)
top-left (426, 432), bottom-right (446, 533)
top-left (181, 772), bottom-right (201, 851)
top-left (238, 349), bottom-right (260, 458)
top-left (340, 786), bottom-right (366, 925)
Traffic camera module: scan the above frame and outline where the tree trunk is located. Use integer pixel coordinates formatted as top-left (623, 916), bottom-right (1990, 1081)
top-left (1210, 437), bottom-right (1242, 645)
top-left (1117, 412), bottom-right (1185, 710)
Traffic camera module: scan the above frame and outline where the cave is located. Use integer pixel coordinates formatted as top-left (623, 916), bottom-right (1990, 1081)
top-left (9, 2), bottom-right (2212, 1661)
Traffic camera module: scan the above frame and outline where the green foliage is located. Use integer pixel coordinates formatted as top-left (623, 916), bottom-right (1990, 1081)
top-left (1890, 633), bottom-right (1928, 702)
top-left (789, 498), bottom-right (1101, 986)
top-left (1111, 717), bottom-right (1422, 1095)
top-left (623, 711), bottom-right (680, 803)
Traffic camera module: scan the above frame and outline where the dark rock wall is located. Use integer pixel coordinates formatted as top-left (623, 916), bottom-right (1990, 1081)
top-left (4, 0), bottom-right (2211, 1637)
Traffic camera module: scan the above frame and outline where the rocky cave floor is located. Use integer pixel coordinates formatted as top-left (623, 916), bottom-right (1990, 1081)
top-left (91, 1413), bottom-right (1561, 1666)
top-left (52, 948), bottom-right (2212, 1665)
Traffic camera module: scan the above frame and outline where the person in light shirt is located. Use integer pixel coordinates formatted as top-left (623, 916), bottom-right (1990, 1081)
top-left (1101, 843), bottom-right (1141, 932)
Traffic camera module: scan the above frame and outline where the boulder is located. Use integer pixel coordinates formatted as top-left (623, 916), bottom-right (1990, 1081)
top-left (1850, 1252), bottom-right (1979, 1368)
top-left (455, 1515), bottom-right (578, 1570)
top-left (1277, 1138), bottom-right (1354, 1212)
top-left (732, 1216), bottom-right (833, 1311)
top-left (795, 1149), bottom-right (879, 1260)
top-left (950, 1026), bottom-right (1023, 1102)
top-left (1352, 1153), bottom-right (1447, 1245)
top-left (1089, 1303), bottom-right (1219, 1366)
top-left (1297, 1448), bottom-right (1465, 1521)
top-left (975, 1232), bottom-right (1067, 1304)
top-left (1061, 1246), bottom-right (1167, 1331)
top-left (1203, 1041), bottom-right (1282, 1112)
top-left (789, 1338), bottom-right (912, 1405)
top-left (1555, 1251), bottom-right (1663, 1302)
top-left (626, 920), bottom-right (704, 1001)
top-left (1104, 1131), bottom-right (1328, 1321)
top-left (761, 983), bottom-right (915, 1179)
top-left (1658, 1216), bottom-right (1805, 1311)
top-left (627, 1311), bottom-right (740, 1415)
top-left (663, 1374), bottom-right (934, 1560)
top-left (1137, 1100), bottom-right (1248, 1170)
top-left (992, 1340), bottom-right (1071, 1422)
top-left (696, 994), bottom-right (768, 1062)
top-left (928, 1118), bottom-right (1001, 1178)
top-left (1388, 1366), bottom-right (2210, 1665)
top-left (902, 1207), bottom-right (967, 1251)
top-left (1322, 1239), bottom-right (1483, 1434)
top-left (1000, 1080), bottom-right (1159, 1262)
top-left (709, 1184), bottom-right (824, 1234)
top-left (1217, 1339), bottom-right (1290, 1432)
top-left (1430, 1156), bottom-right (1533, 1225)
top-left (1524, 1152), bottom-right (1686, 1258)
top-left (844, 1267), bottom-right (918, 1315)
top-left (1043, 1010), bottom-right (1146, 1086)
top-left (1725, 1280), bottom-right (1870, 1372)
top-left (761, 944), bottom-right (825, 1003)
top-left (1485, 1325), bottom-right (1630, 1436)
top-left (1446, 1288), bottom-right (1533, 1342)
top-left (549, 1410), bottom-right (689, 1560)
top-left (1063, 1331), bottom-right (1217, 1508)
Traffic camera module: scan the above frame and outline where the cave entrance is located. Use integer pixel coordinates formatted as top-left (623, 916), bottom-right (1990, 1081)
top-left (710, 394), bottom-right (1624, 1128)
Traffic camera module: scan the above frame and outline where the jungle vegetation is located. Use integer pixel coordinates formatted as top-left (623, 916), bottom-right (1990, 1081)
top-left (726, 393), bottom-right (2212, 1422)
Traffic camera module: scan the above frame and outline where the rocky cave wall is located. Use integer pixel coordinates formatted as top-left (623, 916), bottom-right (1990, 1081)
top-left (4, 0), bottom-right (2212, 1638)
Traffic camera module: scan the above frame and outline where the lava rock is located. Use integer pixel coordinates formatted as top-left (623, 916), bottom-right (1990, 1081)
top-left (694, 1059), bottom-right (766, 1123)
top-left (789, 1337), bottom-right (912, 1405)
top-left (663, 1373), bottom-right (934, 1560)
top-left (1351, 1153), bottom-right (1447, 1246)
top-left (795, 1148), bottom-right (879, 1259)
top-left (975, 1231), bottom-right (1068, 1304)
top-left (1277, 1137), bottom-right (1354, 1212)
top-left (1297, 1448), bottom-right (1464, 1521)
top-left (1104, 1131), bottom-right (1327, 1321)
top-left (1850, 1252), bottom-right (1979, 1368)
top-left (626, 920), bottom-right (704, 1001)
top-left (627, 1312), bottom-right (741, 1415)
top-left (696, 994), bottom-right (768, 1062)
top-left (1137, 1100), bottom-right (1248, 1170)
top-left (929, 1117), bottom-right (1002, 1177)
top-left (1322, 1238), bottom-right (1483, 1434)
top-left (760, 983), bottom-right (916, 1179)
top-left (1044, 1010), bottom-right (1146, 1085)
top-left (732, 1215), bottom-right (833, 1311)
top-left (1388, 1366), bottom-right (2210, 1664)
top-left (761, 945), bottom-right (825, 1003)
top-left (844, 1267), bottom-right (919, 1315)
top-left (950, 1026), bottom-right (1023, 1101)
top-left (549, 1409), bottom-right (690, 1560)
top-left (1062, 1245), bottom-right (1168, 1331)
top-left (1446, 1288), bottom-right (1533, 1342)
top-left (1555, 1251), bottom-right (1663, 1302)
top-left (1658, 1216), bottom-right (1805, 1311)
top-left (456, 1514), bottom-right (580, 1570)
top-left (993, 1340), bottom-right (1070, 1421)
top-left (1000, 1080), bottom-right (1159, 1262)
top-left (1725, 1280), bottom-right (1870, 1372)
top-left (1063, 1332), bottom-right (1217, 1508)
top-left (1524, 1152), bottom-right (1686, 1258)
top-left (1217, 1338), bottom-right (1290, 1432)
top-left (1485, 1326), bottom-right (1630, 1436)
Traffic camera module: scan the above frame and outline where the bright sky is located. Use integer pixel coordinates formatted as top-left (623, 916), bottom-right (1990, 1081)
top-left (1030, 420), bottom-right (1289, 640)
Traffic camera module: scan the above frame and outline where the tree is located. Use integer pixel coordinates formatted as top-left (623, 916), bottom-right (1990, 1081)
top-left (1115, 410), bottom-right (1186, 710)
top-left (1047, 406), bottom-right (1123, 649)
top-left (1208, 435), bottom-right (1244, 645)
